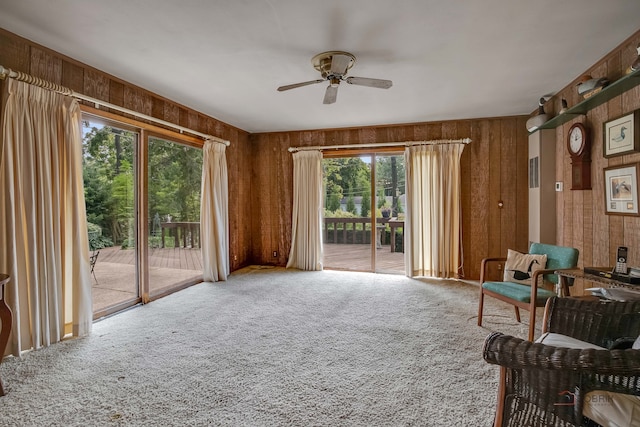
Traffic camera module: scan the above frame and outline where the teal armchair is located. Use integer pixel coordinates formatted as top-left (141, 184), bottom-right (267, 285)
top-left (477, 243), bottom-right (579, 341)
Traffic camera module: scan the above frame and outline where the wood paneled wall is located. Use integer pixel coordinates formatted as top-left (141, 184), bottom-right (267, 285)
top-left (0, 28), bottom-right (252, 272)
top-left (4, 25), bottom-right (638, 282)
top-left (539, 29), bottom-right (640, 294)
top-left (250, 117), bottom-right (530, 279)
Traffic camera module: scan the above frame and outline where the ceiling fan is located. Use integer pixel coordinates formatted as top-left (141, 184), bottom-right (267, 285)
top-left (277, 51), bottom-right (392, 104)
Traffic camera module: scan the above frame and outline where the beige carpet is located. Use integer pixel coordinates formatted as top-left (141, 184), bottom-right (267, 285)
top-left (0, 266), bottom-right (537, 426)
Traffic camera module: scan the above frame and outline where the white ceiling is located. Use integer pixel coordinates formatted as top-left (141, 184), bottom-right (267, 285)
top-left (1, 1), bottom-right (639, 133)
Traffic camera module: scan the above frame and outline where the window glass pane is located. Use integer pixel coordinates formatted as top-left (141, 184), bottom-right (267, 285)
top-left (374, 154), bottom-right (405, 274)
top-left (148, 137), bottom-right (203, 295)
top-left (322, 156), bottom-right (374, 271)
top-left (82, 119), bottom-right (139, 315)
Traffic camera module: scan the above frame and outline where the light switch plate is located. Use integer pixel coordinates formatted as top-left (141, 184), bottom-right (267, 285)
top-left (555, 182), bottom-right (563, 192)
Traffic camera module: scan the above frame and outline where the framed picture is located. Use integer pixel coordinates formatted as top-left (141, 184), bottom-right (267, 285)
top-left (603, 109), bottom-right (640, 158)
top-left (604, 163), bottom-right (640, 216)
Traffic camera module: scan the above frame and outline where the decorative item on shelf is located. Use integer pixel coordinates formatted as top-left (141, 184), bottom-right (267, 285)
top-left (626, 43), bottom-right (640, 75)
top-left (526, 97), bottom-right (550, 132)
top-left (567, 122), bottom-right (591, 190)
top-left (576, 75), bottom-right (609, 99)
top-left (558, 98), bottom-right (568, 115)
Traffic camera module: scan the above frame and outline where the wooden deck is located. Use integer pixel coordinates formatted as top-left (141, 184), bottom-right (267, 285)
top-left (92, 246), bottom-right (203, 315)
top-left (324, 243), bottom-right (405, 274)
top-left (92, 242), bottom-right (404, 316)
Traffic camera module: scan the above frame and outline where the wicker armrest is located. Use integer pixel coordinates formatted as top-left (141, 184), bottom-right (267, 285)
top-left (545, 298), bottom-right (640, 343)
top-left (483, 332), bottom-right (640, 374)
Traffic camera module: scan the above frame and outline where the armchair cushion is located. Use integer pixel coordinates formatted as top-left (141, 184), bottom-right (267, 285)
top-left (532, 332), bottom-right (640, 427)
top-left (583, 390), bottom-right (640, 427)
top-left (536, 332), bottom-right (606, 350)
top-left (482, 281), bottom-right (556, 303)
top-left (503, 249), bottom-right (547, 285)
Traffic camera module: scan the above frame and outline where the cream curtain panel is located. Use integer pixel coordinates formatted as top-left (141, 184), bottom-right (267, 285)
top-left (200, 140), bottom-right (229, 282)
top-left (405, 143), bottom-right (465, 278)
top-left (0, 79), bottom-right (92, 356)
top-left (286, 150), bottom-right (323, 271)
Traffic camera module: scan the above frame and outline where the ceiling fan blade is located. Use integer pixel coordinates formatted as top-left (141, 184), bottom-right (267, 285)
top-left (277, 79), bottom-right (324, 92)
top-left (346, 76), bottom-right (393, 89)
top-left (323, 85), bottom-right (338, 104)
top-left (330, 54), bottom-right (353, 75)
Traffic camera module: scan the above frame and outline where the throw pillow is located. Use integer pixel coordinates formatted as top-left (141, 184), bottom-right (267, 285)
top-left (503, 249), bottom-right (547, 286)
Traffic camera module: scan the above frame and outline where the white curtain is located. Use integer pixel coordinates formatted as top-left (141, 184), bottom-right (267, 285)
top-left (405, 143), bottom-right (465, 278)
top-left (0, 79), bottom-right (92, 356)
top-left (200, 140), bottom-right (229, 282)
top-left (286, 150), bottom-right (323, 271)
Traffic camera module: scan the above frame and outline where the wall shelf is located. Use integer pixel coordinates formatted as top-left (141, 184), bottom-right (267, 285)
top-left (530, 69), bottom-right (640, 133)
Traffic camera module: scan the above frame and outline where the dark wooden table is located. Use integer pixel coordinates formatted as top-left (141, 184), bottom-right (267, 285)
top-left (0, 273), bottom-right (11, 396)
top-left (555, 268), bottom-right (640, 295)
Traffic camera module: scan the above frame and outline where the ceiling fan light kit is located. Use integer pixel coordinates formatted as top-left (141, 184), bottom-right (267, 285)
top-left (277, 51), bottom-right (392, 104)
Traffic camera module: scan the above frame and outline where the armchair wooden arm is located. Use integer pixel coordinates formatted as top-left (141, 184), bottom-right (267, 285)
top-left (479, 257), bottom-right (507, 283)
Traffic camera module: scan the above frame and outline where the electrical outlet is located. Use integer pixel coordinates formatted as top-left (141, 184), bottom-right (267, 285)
top-left (273, 251), bottom-right (278, 257)
top-left (233, 255), bottom-right (238, 261)
top-left (497, 264), bottom-right (503, 271)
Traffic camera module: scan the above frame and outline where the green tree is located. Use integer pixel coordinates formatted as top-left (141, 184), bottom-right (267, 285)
top-left (323, 157), bottom-right (371, 214)
top-left (346, 195), bottom-right (357, 215)
top-left (360, 190), bottom-right (371, 217)
top-left (376, 155), bottom-right (405, 215)
top-left (83, 124), bottom-right (135, 245)
top-left (148, 138), bottom-right (202, 223)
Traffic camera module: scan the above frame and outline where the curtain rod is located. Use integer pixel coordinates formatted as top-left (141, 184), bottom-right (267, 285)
top-left (0, 65), bottom-right (229, 146)
top-left (287, 138), bottom-right (471, 152)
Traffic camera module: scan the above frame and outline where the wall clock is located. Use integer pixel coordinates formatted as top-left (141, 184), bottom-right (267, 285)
top-left (567, 123), bottom-right (591, 190)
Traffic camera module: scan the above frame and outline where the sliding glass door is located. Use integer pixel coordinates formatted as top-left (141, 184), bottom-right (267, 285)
top-left (323, 156), bottom-right (374, 271)
top-left (82, 114), bottom-right (204, 318)
top-left (322, 152), bottom-right (405, 273)
top-left (147, 136), bottom-right (203, 297)
top-left (374, 153), bottom-right (406, 274)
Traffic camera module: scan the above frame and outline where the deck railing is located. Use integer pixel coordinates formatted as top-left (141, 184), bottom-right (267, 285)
top-left (324, 217), bottom-right (405, 252)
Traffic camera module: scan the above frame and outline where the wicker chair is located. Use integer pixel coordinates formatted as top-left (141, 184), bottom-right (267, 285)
top-left (483, 297), bottom-right (640, 427)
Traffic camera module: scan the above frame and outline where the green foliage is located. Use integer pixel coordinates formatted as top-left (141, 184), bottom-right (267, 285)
top-left (360, 190), bottom-right (371, 217)
top-left (396, 198), bottom-right (404, 214)
top-left (82, 123), bottom-right (203, 248)
top-left (323, 157), bottom-right (371, 213)
top-left (83, 125), bottom-right (135, 245)
top-left (346, 195), bottom-right (357, 215)
top-left (87, 222), bottom-right (113, 251)
top-left (327, 193), bottom-right (341, 212)
top-left (323, 208), bottom-right (357, 218)
top-left (377, 188), bottom-right (387, 208)
top-left (148, 138), bottom-right (202, 223)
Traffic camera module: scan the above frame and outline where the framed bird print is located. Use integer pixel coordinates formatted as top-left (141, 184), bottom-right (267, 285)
top-left (604, 163), bottom-right (639, 216)
top-left (603, 109), bottom-right (640, 158)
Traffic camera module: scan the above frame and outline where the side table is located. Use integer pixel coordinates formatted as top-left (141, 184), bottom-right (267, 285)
top-left (555, 268), bottom-right (639, 295)
top-left (0, 274), bottom-right (11, 396)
